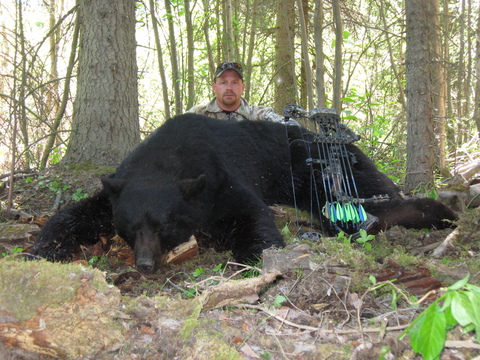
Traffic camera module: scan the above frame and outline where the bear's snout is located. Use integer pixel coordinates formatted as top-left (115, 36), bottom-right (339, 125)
top-left (134, 231), bottom-right (161, 273)
top-left (136, 257), bottom-right (155, 273)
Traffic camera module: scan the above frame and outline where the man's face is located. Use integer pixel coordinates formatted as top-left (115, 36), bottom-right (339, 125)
top-left (212, 70), bottom-right (245, 111)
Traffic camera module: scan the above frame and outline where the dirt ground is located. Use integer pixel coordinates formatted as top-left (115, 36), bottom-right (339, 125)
top-left (1, 167), bottom-right (480, 360)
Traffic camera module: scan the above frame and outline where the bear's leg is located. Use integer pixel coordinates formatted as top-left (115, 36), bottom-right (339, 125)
top-left (365, 197), bottom-right (457, 233)
top-left (27, 190), bottom-right (114, 261)
top-left (215, 207), bottom-right (285, 264)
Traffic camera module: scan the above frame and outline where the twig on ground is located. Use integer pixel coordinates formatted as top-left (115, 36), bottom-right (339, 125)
top-left (235, 303), bottom-right (409, 335)
top-left (432, 228), bottom-right (460, 257)
top-left (226, 261), bottom-right (263, 280)
top-left (444, 340), bottom-right (480, 350)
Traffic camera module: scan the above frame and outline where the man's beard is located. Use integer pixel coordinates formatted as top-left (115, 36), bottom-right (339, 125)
top-left (221, 93), bottom-right (237, 105)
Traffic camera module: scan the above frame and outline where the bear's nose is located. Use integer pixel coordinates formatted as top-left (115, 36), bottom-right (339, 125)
top-left (136, 259), bottom-right (155, 273)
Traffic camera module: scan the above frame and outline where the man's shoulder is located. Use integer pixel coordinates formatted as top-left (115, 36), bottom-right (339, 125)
top-left (187, 104), bottom-right (208, 114)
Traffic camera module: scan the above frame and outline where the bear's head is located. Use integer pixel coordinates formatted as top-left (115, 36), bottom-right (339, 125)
top-left (101, 174), bottom-right (208, 273)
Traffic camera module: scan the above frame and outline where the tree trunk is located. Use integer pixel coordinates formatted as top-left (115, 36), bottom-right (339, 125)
top-left (430, 0), bottom-right (447, 173)
top-left (444, 0), bottom-right (455, 155)
top-left (40, 6), bottom-right (80, 169)
top-left (456, 0), bottom-right (466, 146)
top-left (202, 0), bottom-right (215, 77)
top-left (473, 1), bottom-right (480, 137)
top-left (185, 0), bottom-right (195, 110)
top-left (379, 0), bottom-right (406, 113)
top-left (405, 0), bottom-right (436, 191)
top-left (332, 0), bottom-right (343, 113)
top-left (465, 0), bottom-right (473, 133)
top-left (244, 0), bottom-right (259, 102)
top-left (314, 0), bottom-right (326, 108)
top-left (149, 0), bottom-right (171, 119)
top-left (63, 0), bottom-right (139, 166)
top-left (223, 0), bottom-right (236, 60)
top-left (46, 0), bottom-right (59, 119)
top-left (297, 0), bottom-right (313, 111)
top-left (17, 1), bottom-right (32, 169)
top-left (274, 0), bottom-right (296, 115)
top-left (164, 0), bottom-right (182, 115)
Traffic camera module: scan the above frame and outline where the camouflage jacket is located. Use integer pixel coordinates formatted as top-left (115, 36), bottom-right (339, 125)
top-left (187, 98), bottom-right (299, 125)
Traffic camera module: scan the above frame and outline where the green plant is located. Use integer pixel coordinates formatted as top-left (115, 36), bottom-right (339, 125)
top-left (212, 263), bottom-right (224, 273)
top-left (355, 229), bottom-right (375, 250)
top-left (182, 288), bottom-right (197, 298)
top-left (336, 230), bottom-right (351, 245)
top-left (425, 188), bottom-right (439, 200)
top-left (274, 295), bottom-right (287, 307)
top-left (260, 350), bottom-right (272, 359)
top-left (2, 246), bottom-right (24, 257)
top-left (88, 255), bottom-right (99, 266)
top-left (400, 274), bottom-right (480, 360)
top-left (37, 176), bottom-right (69, 200)
top-left (50, 147), bottom-right (64, 165)
top-left (378, 345), bottom-right (391, 360)
top-left (87, 255), bottom-right (110, 270)
top-left (281, 223), bottom-right (291, 236)
top-left (72, 188), bottom-right (89, 202)
top-left (192, 267), bottom-right (204, 278)
top-left (239, 258), bottom-right (262, 278)
top-left (48, 181), bottom-right (68, 194)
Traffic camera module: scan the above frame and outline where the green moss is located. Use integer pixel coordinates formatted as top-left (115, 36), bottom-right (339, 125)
top-left (308, 236), bottom-right (382, 291)
top-left (179, 310), bottom-right (244, 359)
top-left (180, 298), bottom-right (203, 340)
top-left (315, 236), bottom-right (378, 271)
top-left (193, 328), bottom-right (244, 360)
top-left (64, 161), bottom-right (114, 176)
top-left (388, 249), bottom-right (420, 268)
top-left (0, 258), bottom-right (103, 320)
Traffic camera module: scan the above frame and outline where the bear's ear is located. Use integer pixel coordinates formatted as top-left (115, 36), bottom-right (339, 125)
top-left (101, 176), bottom-right (126, 198)
top-left (179, 174), bottom-right (207, 200)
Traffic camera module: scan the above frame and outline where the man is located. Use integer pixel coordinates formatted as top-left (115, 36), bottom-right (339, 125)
top-left (187, 62), bottom-right (297, 125)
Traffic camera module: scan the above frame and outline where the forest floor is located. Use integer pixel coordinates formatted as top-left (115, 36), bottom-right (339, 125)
top-left (1, 167), bottom-right (480, 360)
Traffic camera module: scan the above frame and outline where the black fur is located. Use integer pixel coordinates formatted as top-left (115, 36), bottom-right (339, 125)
top-left (28, 114), bottom-right (457, 272)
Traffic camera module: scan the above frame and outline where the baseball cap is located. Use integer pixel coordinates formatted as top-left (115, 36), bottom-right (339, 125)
top-left (214, 62), bottom-right (244, 79)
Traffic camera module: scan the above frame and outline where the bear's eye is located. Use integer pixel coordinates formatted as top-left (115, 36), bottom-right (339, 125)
top-left (130, 223), bottom-right (142, 233)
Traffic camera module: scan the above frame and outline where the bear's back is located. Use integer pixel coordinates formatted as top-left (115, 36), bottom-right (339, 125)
top-left (114, 114), bottom-right (296, 185)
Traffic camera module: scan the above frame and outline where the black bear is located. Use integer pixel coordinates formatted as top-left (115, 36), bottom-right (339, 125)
top-left (28, 114), bottom-right (456, 272)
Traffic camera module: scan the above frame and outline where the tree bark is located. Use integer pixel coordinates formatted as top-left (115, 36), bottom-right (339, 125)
top-left (430, 0), bottom-right (447, 173)
top-left (274, 0), bottom-right (296, 115)
top-left (223, 0), bottom-right (236, 60)
top-left (405, 0), bottom-right (437, 191)
top-left (185, 0), bottom-right (195, 110)
top-left (456, 0), bottom-right (466, 146)
top-left (202, 0), bottom-right (215, 77)
top-left (244, 0), bottom-right (259, 102)
top-left (297, 0), bottom-right (313, 111)
top-left (473, 1), bottom-right (480, 137)
top-left (164, 0), bottom-right (182, 116)
top-left (314, 0), bottom-right (326, 108)
top-left (17, 0), bottom-right (32, 169)
top-left (63, 0), bottom-right (139, 166)
top-left (149, 0), bottom-right (171, 119)
top-left (332, 0), bottom-right (343, 113)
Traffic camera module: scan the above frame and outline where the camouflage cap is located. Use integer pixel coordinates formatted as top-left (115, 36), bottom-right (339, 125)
top-left (214, 62), bottom-right (244, 79)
